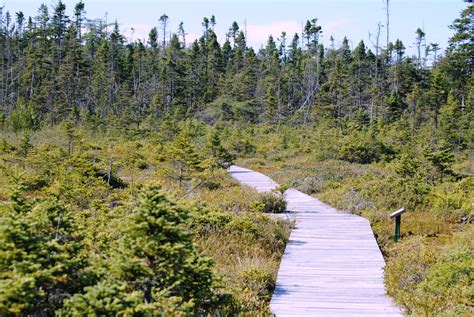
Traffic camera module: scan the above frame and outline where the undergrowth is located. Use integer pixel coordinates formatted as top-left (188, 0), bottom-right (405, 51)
top-left (237, 122), bottom-right (473, 316)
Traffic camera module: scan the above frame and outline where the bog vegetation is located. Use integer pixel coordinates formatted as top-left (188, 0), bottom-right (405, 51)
top-left (0, 1), bottom-right (473, 316)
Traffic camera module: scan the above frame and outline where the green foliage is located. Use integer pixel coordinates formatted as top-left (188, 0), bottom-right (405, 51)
top-left (0, 124), bottom-right (291, 315)
top-left (256, 192), bottom-right (287, 213)
top-left (429, 177), bottom-right (474, 221)
top-left (46, 155), bottom-right (111, 209)
top-left (62, 280), bottom-right (193, 316)
top-left (164, 126), bottom-right (204, 189)
top-left (8, 100), bottom-right (40, 132)
top-left (18, 131), bottom-right (33, 158)
top-left (63, 281), bottom-right (147, 316)
top-left (204, 125), bottom-right (235, 169)
top-left (0, 2), bottom-right (472, 315)
top-left (240, 267), bottom-right (274, 301)
top-left (338, 129), bottom-right (395, 164)
top-left (395, 153), bottom-right (421, 178)
top-left (159, 113), bottom-right (180, 141)
top-left (424, 142), bottom-right (456, 178)
top-left (237, 119), bottom-right (473, 315)
top-left (64, 186), bottom-right (217, 315)
top-left (385, 236), bottom-right (439, 315)
top-left (385, 230), bottom-right (474, 316)
top-left (64, 121), bottom-right (75, 156)
top-left (0, 1), bottom-right (471, 136)
top-left (275, 183), bottom-right (290, 194)
top-left (113, 186), bottom-right (216, 309)
top-left (227, 128), bottom-right (256, 156)
top-left (0, 184), bottom-right (90, 316)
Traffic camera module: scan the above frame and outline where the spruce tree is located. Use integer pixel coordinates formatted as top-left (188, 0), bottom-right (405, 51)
top-left (166, 125), bottom-right (203, 188)
top-left (204, 125), bottom-right (235, 169)
top-left (64, 187), bottom-right (216, 314)
top-left (0, 185), bottom-right (89, 315)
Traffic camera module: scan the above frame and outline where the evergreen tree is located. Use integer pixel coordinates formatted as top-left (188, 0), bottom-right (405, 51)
top-left (204, 125), bottom-right (235, 169)
top-left (18, 130), bottom-right (32, 157)
top-left (64, 186), bottom-right (216, 315)
top-left (444, 5), bottom-right (474, 95)
top-left (166, 125), bottom-right (203, 188)
top-left (439, 92), bottom-right (468, 148)
top-left (0, 2), bottom-right (470, 140)
top-left (0, 185), bottom-right (89, 315)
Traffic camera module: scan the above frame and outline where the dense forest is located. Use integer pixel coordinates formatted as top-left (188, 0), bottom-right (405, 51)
top-left (0, 1), bottom-right (472, 316)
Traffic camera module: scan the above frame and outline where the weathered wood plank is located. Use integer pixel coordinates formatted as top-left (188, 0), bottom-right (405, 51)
top-left (228, 165), bottom-right (403, 316)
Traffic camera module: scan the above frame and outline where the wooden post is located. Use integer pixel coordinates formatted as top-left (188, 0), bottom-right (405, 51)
top-left (394, 215), bottom-right (401, 242)
top-left (389, 208), bottom-right (405, 242)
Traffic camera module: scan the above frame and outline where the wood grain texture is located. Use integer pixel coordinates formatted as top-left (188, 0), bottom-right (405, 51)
top-left (229, 165), bottom-right (403, 316)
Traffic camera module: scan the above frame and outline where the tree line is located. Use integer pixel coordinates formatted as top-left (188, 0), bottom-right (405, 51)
top-left (0, 2), bottom-right (471, 140)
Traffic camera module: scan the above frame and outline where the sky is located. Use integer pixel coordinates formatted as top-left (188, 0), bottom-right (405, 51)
top-left (3, 0), bottom-right (470, 56)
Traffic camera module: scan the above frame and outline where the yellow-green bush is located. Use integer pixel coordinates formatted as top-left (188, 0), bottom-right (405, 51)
top-left (385, 229), bottom-right (473, 316)
top-left (256, 192), bottom-right (287, 213)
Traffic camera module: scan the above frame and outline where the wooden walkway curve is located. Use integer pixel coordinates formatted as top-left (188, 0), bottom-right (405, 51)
top-left (229, 165), bottom-right (403, 317)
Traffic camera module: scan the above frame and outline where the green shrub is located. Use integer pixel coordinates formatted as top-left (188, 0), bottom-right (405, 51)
top-left (385, 230), bottom-right (474, 316)
top-left (429, 178), bottom-right (474, 221)
top-left (339, 138), bottom-right (394, 164)
top-left (338, 130), bottom-right (395, 164)
top-left (298, 176), bottom-right (325, 194)
top-left (240, 267), bottom-right (274, 300)
top-left (8, 99), bottom-right (40, 132)
top-left (257, 192), bottom-right (287, 213)
top-left (385, 236), bottom-right (439, 314)
top-left (340, 187), bottom-right (375, 215)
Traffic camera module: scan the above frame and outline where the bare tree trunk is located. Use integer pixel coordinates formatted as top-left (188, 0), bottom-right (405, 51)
top-left (369, 23), bottom-right (383, 123)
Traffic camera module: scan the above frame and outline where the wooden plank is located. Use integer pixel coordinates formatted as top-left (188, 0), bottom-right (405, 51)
top-left (228, 165), bottom-right (403, 316)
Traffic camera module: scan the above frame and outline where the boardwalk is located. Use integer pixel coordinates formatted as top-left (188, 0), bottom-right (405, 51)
top-left (229, 165), bottom-right (403, 317)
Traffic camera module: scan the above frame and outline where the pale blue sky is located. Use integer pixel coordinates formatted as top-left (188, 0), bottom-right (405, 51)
top-left (4, 0), bottom-right (469, 56)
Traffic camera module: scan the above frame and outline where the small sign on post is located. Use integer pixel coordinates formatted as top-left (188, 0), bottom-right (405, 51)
top-left (389, 208), bottom-right (406, 242)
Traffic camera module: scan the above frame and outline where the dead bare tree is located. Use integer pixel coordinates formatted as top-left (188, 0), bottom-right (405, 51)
top-left (369, 22), bottom-right (384, 122)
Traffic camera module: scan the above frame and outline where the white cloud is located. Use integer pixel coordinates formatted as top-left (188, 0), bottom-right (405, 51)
top-left (246, 20), bottom-right (302, 48)
top-left (119, 17), bottom-right (350, 49)
top-left (239, 18), bottom-right (350, 48)
top-left (121, 23), bottom-right (152, 42)
top-left (185, 32), bottom-right (200, 45)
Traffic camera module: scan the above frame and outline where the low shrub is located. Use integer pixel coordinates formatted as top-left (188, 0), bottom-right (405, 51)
top-left (385, 229), bottom-right (474, 316)
top-left (298, 176), bottom-right (325, 194)
top-left (338, 135), bottom-right (395, 164)
top-left (340, 187), bottom-right (375, 215)
top-left (240, 267), bottom-right (274, 300)
top-left (429, 177), bottom-right (474, 222)
top-left (257, 192), bottom-right (287, 213)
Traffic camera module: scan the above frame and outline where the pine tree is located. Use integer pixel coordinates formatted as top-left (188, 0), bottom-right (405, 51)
top-left (444, 5), bottom-right (474, 94)
top-left (424, 142), bottom-right (456, 178)
top-left (166, 125), bottom-right (203, 188)
top-left (428, 71), bottom-right (449, 130)
top-left (439, 92), bottom-right (467, 148)
top-left (18, 130), bottom-right (32, 157)
top-left (0, 185), bottom-right (89, 315)
top-left (63, 187), bottom-right (216, 314)
top-left (204, 125), bottom-right (235, 169)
